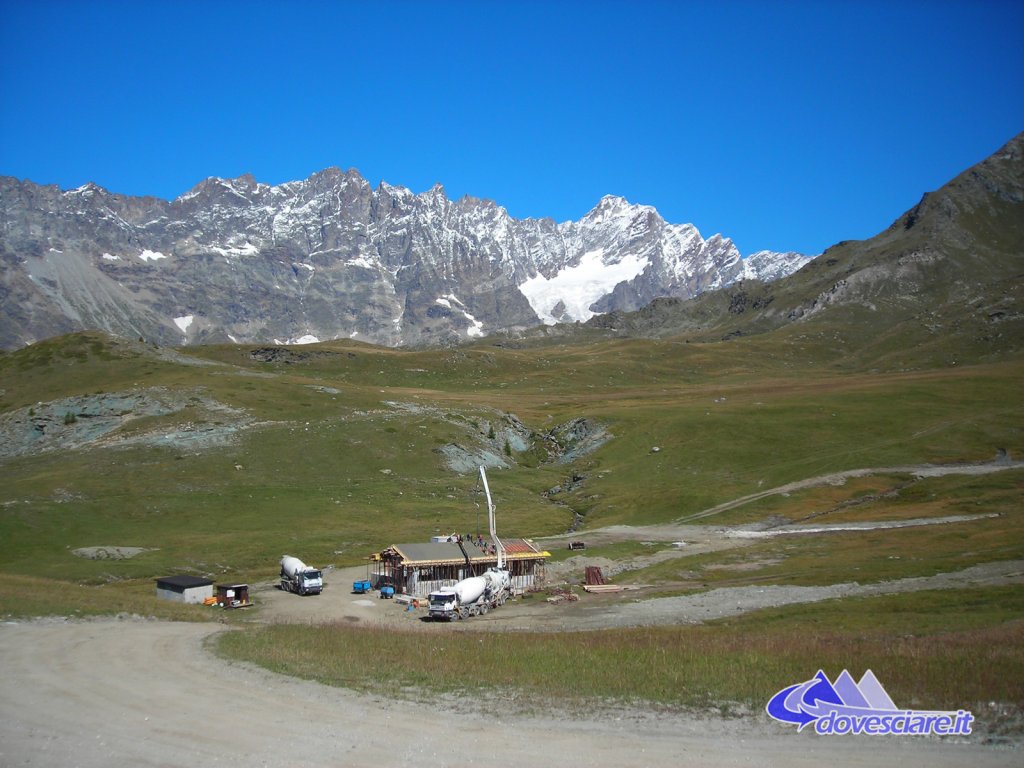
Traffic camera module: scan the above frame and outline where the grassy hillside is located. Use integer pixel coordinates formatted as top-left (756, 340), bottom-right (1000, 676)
top-left (1, 330), bottom-right (1021, 607)
top-left (1, 328), bottom-right (1021, 723)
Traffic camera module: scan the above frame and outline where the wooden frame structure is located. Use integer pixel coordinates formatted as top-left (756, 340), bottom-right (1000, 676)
top-left (371, 537), bottom-right (548, 598)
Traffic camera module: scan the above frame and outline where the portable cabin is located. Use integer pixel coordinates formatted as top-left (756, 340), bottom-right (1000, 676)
top-left (155, 575), bottom-right (214, 604)
top-left (215, 583), bottom-right (253, 608)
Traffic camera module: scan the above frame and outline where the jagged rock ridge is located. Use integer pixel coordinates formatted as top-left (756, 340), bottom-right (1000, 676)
top-left (0, 169), bottom-right (812, 349)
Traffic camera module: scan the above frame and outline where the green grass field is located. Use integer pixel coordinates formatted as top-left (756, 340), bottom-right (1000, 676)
top-left (1, 330), bottom-right (1022, 717)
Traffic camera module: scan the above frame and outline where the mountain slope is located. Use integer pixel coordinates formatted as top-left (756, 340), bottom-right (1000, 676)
top-left (0, 173), bottom-right (810, 350)
top-left (582, 132), bottom-right (1024, 368)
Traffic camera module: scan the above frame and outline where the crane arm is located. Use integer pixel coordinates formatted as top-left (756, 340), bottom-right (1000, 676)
top-left (479, 465), bottom-right (505, 570)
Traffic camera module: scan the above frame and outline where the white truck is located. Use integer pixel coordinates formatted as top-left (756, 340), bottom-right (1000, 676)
top-left (429, 467), bottom-right (513, 621)
top-left (279, 555), bottom-right (324, 596)
top-left (428, 567), bottom-right (511, 620)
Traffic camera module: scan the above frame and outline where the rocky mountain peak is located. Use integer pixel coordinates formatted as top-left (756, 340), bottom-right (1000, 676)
top-left (70, 181), bottom-right (107, 197)
top-left (585, 194), bottom-right (656, 223)
top-left (0, 169), bottom-right (813, 349)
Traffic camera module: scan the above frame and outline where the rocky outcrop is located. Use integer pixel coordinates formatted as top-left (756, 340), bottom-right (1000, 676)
top-left (0, 388), bottom-right (247, 458)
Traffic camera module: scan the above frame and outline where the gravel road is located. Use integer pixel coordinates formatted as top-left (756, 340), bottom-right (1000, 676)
top-left (675, 456), bottom-right (1024, 523)
top-left (0, 618), bottom-right (1017, 767)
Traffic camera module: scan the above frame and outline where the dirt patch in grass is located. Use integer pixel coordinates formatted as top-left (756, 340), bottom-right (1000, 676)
top-left (71, 546), bottom-right (154, 560)
top-left (704, 558), bottom-right (782, 571)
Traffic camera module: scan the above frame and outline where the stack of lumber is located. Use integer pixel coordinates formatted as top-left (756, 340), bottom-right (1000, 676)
top-left (582, 583), bottom-right (623, 593)
top-left (583, 565), bottom-right (622, 592)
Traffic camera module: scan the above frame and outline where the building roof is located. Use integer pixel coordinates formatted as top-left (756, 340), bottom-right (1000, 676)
top-left (384, 538), bottom-right (548, 566)
top-left (391, 542), bottom-right (463, 564)
top-left (504, 540), bottom-right (541, 555)
top-left (155, 575), bottom-right (213, 589)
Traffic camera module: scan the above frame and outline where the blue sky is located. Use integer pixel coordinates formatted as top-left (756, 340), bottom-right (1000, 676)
top-left (1, 0), bottom-right (1021, 256)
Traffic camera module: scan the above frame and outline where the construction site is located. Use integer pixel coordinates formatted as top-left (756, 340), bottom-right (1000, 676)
top-left (371, 536), bottom-right (548, 599)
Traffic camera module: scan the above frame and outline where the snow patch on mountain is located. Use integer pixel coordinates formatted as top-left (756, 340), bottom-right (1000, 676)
top-left (518, 248), bottom-right (651, 324)
top-left (464, 312), bottom-right (484, 337)
top-left (273, 334), bottom-right (321, 345)
top-left (346, 254), bottom-right (378, 270)
top-left (742, 250), bottom-right (814, 281)
top-left (211, 242), bottom-right (259, 258)
top-left (437, 295), bottom-right (484, 337)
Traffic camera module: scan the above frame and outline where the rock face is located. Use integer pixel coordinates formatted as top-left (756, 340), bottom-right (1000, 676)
top-left (0, 170), bottom-right (812, 349)
top-left (574, 132), bottom-right (1024, 367)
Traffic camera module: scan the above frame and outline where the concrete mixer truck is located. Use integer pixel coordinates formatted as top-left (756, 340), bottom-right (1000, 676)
top-left (279, 555), bottom-right (324, 596)
top-left (428, 466), bottom-right (512, 621)
top-left (428, 567), bottom-right (511, 620)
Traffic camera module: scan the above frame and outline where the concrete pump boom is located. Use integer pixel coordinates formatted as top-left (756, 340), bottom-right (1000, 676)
top-left (480, 465), bottom-right (505, 570)
top-left (427, 468), bottom-right (513, 621)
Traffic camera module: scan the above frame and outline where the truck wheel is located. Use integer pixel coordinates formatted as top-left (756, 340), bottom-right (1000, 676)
top-left (480, 602), bottom-right (489, 614)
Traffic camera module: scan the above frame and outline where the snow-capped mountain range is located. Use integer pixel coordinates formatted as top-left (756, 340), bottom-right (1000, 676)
top-left (0, 169), bottom-right (813, 348)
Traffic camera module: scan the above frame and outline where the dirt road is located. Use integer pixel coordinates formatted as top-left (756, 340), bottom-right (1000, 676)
top-left (0, 618), bottom-right (1015, 768)
top-left (248, 558), bottom-right (1024, 634)
top-left (674, 456), bottom-right (1024, 523)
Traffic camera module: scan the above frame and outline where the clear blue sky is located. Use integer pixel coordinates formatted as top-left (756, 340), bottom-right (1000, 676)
top-left (1, 0), bottom-right (1021, 256)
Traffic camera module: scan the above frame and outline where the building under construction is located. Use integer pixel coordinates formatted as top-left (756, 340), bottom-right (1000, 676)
top-left (371, 536), bottom-right (549, 598)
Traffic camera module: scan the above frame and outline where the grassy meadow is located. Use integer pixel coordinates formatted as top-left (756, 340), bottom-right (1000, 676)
top-left (1, 329), bottom-right (1022, 716)
top-left (218, 587), bottom-right (1024, 715)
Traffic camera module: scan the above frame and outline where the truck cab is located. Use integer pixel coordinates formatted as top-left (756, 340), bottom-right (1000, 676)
top-left (296, 569), bottom-right (323, 595)
top-left (428, 587), bottom-right (459, 620)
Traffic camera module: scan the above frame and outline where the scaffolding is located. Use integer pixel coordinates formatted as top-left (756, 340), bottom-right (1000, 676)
top-left (371, 538), bottom-right (548, 598)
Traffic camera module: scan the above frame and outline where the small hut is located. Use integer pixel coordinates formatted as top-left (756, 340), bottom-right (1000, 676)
top-left (155, 575), bottom-right (214, 604)
top-left (215, 583), bottom-right (253, 609)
